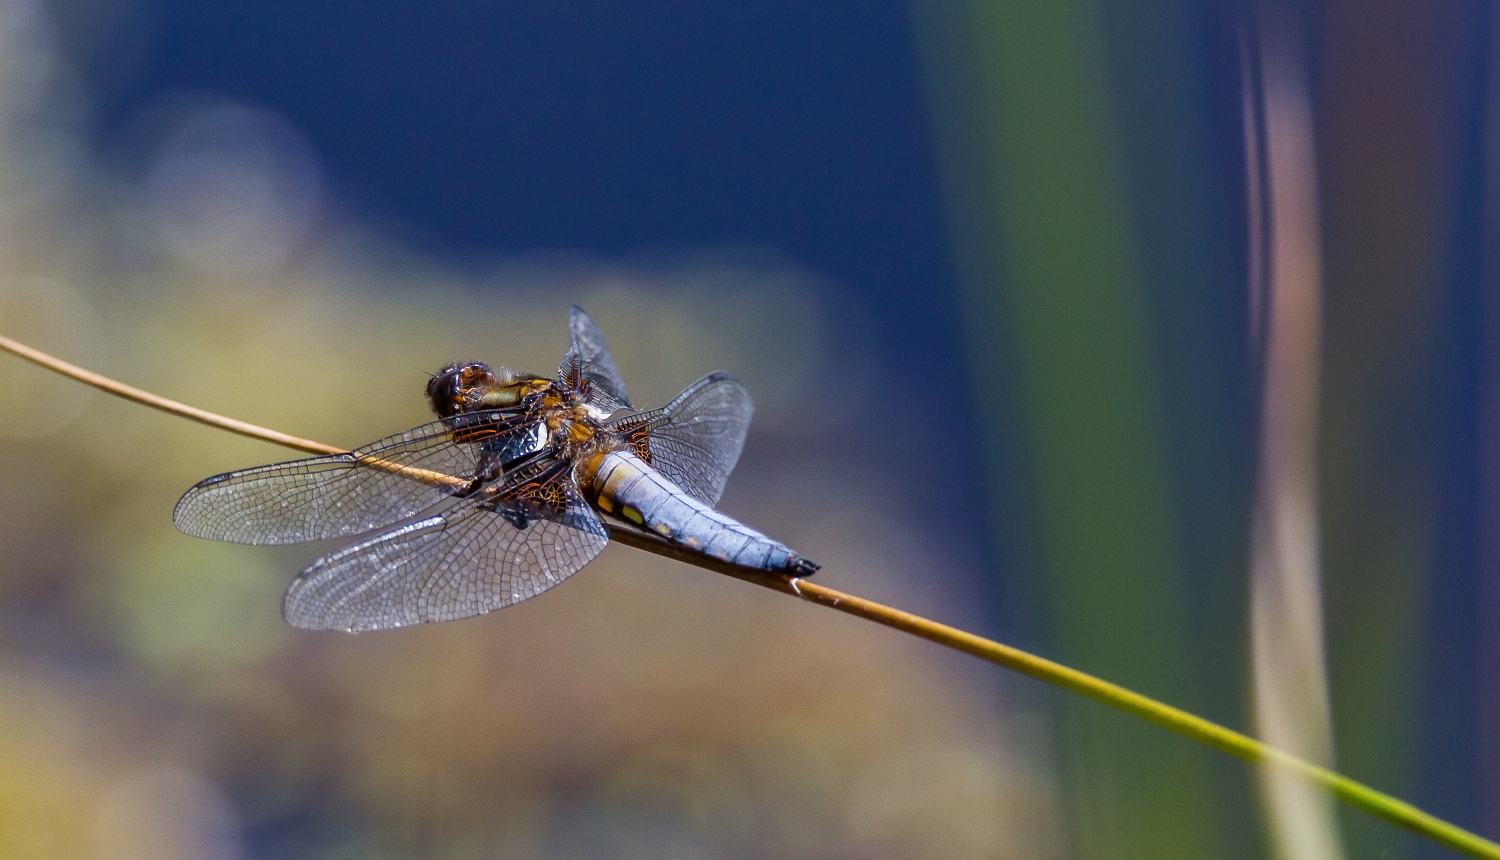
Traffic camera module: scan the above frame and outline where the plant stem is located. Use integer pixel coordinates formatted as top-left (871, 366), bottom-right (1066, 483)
top-left (0, 334), bottom-right (342, 456)
top-left (3, 332), bottom-right (1496, 860)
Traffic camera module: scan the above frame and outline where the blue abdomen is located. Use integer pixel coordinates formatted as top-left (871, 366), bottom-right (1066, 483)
top-left (587, 450), bottom-right (813, 573)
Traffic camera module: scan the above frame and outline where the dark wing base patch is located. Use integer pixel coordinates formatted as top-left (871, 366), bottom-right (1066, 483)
top-left (608, 372), bottom-right (751, 507)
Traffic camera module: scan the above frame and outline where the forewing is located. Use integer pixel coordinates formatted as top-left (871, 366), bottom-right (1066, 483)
top-left (173, 410), bottom-right (529, 545)
top-left (608, 372), bottom-right (751, 506)
top-left (560, 305), bottom-right (632, 408)
top-left (282, 459), bottom-right (609, 631)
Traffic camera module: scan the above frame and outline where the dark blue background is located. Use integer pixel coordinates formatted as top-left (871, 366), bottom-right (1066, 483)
top-left (91, 2), bottom-right (956, 342)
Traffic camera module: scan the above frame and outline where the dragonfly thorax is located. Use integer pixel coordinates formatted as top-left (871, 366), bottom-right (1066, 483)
top-left (537, 386), bottom-right (605, 453)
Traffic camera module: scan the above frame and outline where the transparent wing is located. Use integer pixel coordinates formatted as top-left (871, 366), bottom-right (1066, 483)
top-left (608, 372), bottom-right (752, 506)
top-left (173, 410), bottom-right (534, 545)
top-left (560, 305), bottom-right (632, 408)
top-left (282, 457), bottom-right (609, 632)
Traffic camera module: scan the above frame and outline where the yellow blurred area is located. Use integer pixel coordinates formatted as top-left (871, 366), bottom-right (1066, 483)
top-left (0, 1), bottom-right (1054, 857)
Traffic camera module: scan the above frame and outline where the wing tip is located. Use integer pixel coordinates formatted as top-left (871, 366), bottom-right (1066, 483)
top-left (171, 488), bottom-right (211, 539)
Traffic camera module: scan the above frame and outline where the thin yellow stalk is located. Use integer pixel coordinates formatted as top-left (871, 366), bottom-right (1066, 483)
top-left (0, 333), bottom-right (342, 456)
top-left (3, 331), bottom-right (1496, 860)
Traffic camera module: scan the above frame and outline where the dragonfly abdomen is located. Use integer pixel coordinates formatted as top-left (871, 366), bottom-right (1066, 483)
top-left (587, 450), bottom-right (815, 574)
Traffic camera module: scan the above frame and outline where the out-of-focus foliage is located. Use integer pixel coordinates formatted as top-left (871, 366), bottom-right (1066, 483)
top-left (0, 2), bottom-right (1056, 857)
top-left (917, 0), bottom-right (1489, 858)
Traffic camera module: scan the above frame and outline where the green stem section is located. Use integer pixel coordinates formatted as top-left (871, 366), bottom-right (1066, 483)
top-left (828, 588), bottom-right (1493, 858)
top-left (3, 331), bottom-right (1497, 860)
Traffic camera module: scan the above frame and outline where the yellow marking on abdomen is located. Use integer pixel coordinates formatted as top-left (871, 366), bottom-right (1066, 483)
top-left (602, 460), bottom-right (636, 498)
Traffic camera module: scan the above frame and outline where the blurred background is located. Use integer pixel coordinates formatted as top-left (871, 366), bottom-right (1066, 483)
top-left (0, 0), bottom-right (1489, 858)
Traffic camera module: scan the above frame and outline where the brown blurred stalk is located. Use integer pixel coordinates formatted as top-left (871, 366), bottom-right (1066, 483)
top-left (2, 331), bottom-right (1498, 860)
top-left (1244, 14), bottom-right (1345, 860)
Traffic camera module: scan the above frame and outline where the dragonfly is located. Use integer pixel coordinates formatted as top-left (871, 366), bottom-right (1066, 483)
top-left (173, 306), bottom-right (819, 632)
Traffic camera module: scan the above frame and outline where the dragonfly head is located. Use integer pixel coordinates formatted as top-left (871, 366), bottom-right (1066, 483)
top-left (428, 362), bottom-right (549, 417)
top-left (427, 362), bottom-right (498, 418)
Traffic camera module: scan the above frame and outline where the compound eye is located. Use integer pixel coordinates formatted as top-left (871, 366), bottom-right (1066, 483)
top-left (426, 365), bottom-right (467, 417)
